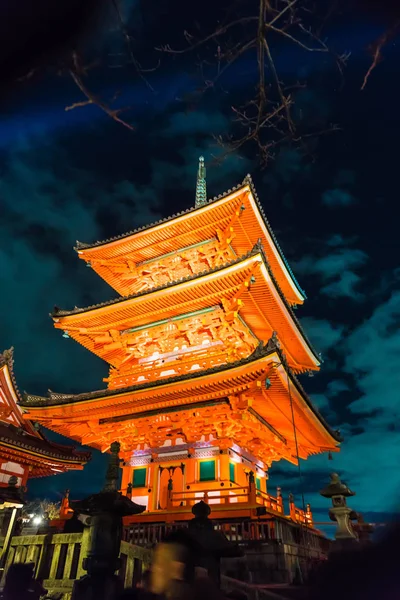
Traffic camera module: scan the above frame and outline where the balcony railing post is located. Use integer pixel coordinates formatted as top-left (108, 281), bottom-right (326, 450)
top-left (306, 503), bottom-right (313, 526)
top-left (166, 478), bottom-right (173, 510)
top-left (289, 492), bottom-right (296, 521)
top-left (248, 471), bottom-right (256, 505)
top-left (126, 483), bottom-right (132, 500)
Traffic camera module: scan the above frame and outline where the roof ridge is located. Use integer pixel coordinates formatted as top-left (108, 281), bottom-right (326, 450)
top-left (242, 174), bottom-right (306, 300)
top-left (254, 242), bottom-right (319, 362)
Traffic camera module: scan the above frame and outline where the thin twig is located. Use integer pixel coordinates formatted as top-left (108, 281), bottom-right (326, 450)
top-left (111, 0), bottom-right (156, 91)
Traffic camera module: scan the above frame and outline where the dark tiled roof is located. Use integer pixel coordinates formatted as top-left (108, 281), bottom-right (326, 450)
top-left (74, 175), bottom-right (306, 299)
top-left (0, 422), bottom-right (91, 463)
top-left (52, 245), bottom-right (320, 364)
top-left (21, 336), bottom-right (341, 443)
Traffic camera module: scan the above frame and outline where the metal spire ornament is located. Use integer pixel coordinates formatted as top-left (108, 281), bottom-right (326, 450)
top-left (195, 156), bottom-right (207, 208)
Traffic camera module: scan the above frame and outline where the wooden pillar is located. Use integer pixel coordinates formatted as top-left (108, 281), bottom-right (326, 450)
top-left (219, 450), bottom-right (230, 482)
top-left (147, 461), bottom-right (156, 511)
top-left (186, 449), bottom-right (196, 485)
top-left (248, 471), bottom-right (256, 505)
top-left (289, 493), bottom-right (296, 521)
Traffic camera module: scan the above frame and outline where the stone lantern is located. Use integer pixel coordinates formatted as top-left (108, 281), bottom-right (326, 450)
top-left (71, 442), bottom-right (145, 600)
top-left (320, 473), bottom-right (357, 542)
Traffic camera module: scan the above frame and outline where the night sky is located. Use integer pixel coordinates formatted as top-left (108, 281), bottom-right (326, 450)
top-left (1, 0), bottom-right (399, 529)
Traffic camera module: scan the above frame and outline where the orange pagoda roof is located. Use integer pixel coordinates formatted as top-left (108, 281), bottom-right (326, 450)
top-left (20, 339), bottom-right (340, 465)
top-left (75, 176), bottom-right (305, 306)
top-left (0, 349), bottom-right (90, 478)
top-left (52, 248), bottom-right (320, 375)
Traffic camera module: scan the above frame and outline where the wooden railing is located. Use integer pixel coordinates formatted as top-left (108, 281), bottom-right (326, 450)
top-left (124, 522), bottom-right (190, 546)
top-left (0, 531), bottom-right (150, 598)
top-left (221, 575), bottom-right (291, 600)
top-left (169, 484), bottom-right (250, 508)
top-left (123, 520), bottom-right (277, 547)
top-left (123, 517), bottom-right (323, 548)
top-left (167, 484), bottom-right (293, 519)
top-left (254, 489), bottom-right (284, 515)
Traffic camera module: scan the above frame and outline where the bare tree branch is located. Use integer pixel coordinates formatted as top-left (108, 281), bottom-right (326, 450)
top-left (68, 53), bottom-right (135, 131)
top-left (111, 0), bottom-right (156, 90)
top-left (158, 0), bottom-right (347, 166)
top-left (361, 21), bottom-right (400, 90)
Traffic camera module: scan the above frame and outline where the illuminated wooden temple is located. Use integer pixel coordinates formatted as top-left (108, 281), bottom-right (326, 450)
top-left (0, 349), bottom-right (89, 489)
top-left (20, 160), bottom-right (340, 526)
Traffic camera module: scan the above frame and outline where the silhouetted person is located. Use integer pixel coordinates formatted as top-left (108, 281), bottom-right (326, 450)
top-left (150, 529), bottom-right (223, 600)
top-left (63, 511), bottom-right (84, 533)
top-left (2, 563), bottom-right (39, 600)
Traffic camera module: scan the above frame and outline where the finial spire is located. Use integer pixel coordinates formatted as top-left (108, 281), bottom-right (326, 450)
top-left (195, 156), bottom-right (207, 208)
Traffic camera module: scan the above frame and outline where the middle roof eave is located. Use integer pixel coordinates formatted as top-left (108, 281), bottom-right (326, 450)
top-left (53, 250), bottom-right (320, 369)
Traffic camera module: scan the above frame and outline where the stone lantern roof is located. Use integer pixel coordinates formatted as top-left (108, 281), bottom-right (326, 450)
top-left (320, 473), bottom-right (355, 499)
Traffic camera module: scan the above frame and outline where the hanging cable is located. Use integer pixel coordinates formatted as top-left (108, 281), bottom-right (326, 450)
top-left (286, 369), bottom-right (306, 513)
top-left (286, 367), bottom-right (313, 583)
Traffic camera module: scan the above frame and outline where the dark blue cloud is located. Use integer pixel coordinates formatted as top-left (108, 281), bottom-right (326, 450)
top-left (322, 188), bottom-right (356, 207)
top-left (295, 245), bottom-right (368, 300)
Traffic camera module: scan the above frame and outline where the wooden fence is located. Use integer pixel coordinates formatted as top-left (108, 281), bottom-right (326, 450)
top-left (0, 531), bottom-right (151, 598)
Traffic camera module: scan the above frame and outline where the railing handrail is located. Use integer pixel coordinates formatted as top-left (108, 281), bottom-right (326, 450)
top-left (9, 532), bottom-right (83, 546)
top-left (171, 484), bottom-right (248, 497)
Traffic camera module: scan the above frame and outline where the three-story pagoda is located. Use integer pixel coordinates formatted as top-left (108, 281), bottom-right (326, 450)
top-left (21, 160), bottom-right (340, 525)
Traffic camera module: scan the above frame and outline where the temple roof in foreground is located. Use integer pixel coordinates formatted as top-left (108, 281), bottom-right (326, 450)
top-left (75, 176), bottom-right (306, 306)
top-left (0, 349), bottom-right (90, 477)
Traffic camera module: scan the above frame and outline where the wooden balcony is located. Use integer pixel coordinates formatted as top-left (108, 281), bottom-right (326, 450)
top-left (124, 482), bottom-right (313, 527)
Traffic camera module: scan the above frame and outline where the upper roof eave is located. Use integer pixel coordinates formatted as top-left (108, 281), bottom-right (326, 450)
top-left (74, 182), bottom-right (245, 252)
top-left (74, 176), bottom-right (306, 301)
